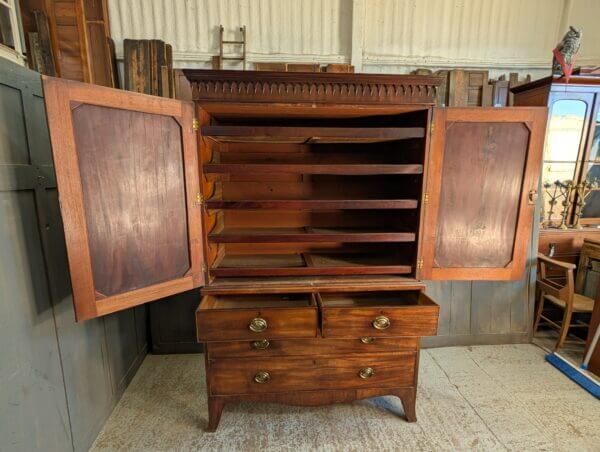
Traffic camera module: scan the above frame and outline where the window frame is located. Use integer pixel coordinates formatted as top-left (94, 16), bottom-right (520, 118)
top-left (541, 92), bottom-right (599, 228)
top-left (0, 0), bottom-right (25, 65)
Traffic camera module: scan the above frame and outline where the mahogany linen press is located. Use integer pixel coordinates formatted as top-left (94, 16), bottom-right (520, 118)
top-left (42, 70), bottom-right (546, 431)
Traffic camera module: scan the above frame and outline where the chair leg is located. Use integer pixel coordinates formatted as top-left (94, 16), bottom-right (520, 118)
top-left (533, 292), bottom-right (546, 334)
top-left (555, 305), bottom-right (574, 351)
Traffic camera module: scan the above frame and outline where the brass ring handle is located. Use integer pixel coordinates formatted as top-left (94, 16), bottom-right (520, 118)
top-left (254, 371), bottom-right (271, 384)
top-left (359, 367), bottom-right (374, 379)
top-left (360, 337), bottom-right (375, 344)
top-left (249, 317), bottom-right (267, 332)
top-left (372, 315), bottom-right (390, 330)
top-left (252, 339), bottom-right (270, 350)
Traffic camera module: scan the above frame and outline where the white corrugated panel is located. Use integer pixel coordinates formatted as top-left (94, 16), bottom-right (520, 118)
top-left (363, 0), bottom-right (565, 68)
top-left (108, 0), bottom-right (352, 68)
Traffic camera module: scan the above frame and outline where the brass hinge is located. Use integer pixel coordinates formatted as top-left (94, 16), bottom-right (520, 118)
top-left (202, 263), bottom-right (208, 274)
top-left (417, 259), bottom-right (424, 270)
top-left (196, 192), bottom-right (204, 206)
top-left (192, 118), bottom-right (199, 131)
top-left (430, 121), bottom-right (434, 135)
top-left (423, 192), bottom-right (429, 204)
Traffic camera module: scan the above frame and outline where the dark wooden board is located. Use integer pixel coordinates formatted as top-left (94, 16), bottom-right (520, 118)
top-left (206, 199), bottom-right (419, 210)
top-left (208, 227), bottom-right (416, 243)
top-left (201, 125), bottom-right (425, 143)
top-left (204, 163), bottom-right (423, 175)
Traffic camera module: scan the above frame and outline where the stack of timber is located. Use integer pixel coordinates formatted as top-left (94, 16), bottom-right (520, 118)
top-left (123, 39), bottom-right (174, 98)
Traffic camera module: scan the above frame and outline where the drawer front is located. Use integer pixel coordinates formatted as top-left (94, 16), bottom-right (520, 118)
top-left (320, 291), bottom-right (439, 338)
top-left (196, 294), bottom-right (318, 342)
top-left (197, 307), bottom-right (317, 342)
top-left (208, 352), bottom-right (416, 395)
top-left (207, 337), bottom-right (418, 359)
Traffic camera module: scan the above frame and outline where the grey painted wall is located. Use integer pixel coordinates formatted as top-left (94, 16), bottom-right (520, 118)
top-left (0, 60), bottom-right (147, 452)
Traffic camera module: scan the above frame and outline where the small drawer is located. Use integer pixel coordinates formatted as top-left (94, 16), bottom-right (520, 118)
top-left (207, 337), bottom-right (419, 359)
top-left (208, 352), bottom-right (416, 395)
top-left (196, 293), bottom-right (318, 342)
top-left (318, 291), bottom-right (439, 338)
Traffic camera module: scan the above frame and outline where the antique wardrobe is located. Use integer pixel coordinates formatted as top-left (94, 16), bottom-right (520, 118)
top-left (42, 70), bottom-right (546, 431)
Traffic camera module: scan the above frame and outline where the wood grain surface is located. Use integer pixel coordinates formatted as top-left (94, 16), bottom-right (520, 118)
top-left (72, 104), bottom-right (190, 296)
top-left (208, 352), bottom-right (416, 395)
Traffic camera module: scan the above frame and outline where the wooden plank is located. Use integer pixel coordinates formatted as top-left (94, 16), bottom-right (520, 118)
top-left (0, 191), bottom-right (72, 451)
top-left (201, 275), bottom-right (424, 294)
top-left (201, 125), bottom-right (425, 143)
top-left (208, 227), bottom-right (416, 243)
top-left (204, 163), bottom-right (423, 175)
top-left (450, 281), bottom-right (472, 335)
top-left (211, 253), bottom-right (412, 277)
top-left (206, 199), bottom-right (419, 210)
top-left (32, 10), bottom-right (56, 76)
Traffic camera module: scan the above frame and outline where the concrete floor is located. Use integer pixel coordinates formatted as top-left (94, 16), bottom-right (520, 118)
top-left (90, 345), bottom-right (600, 451)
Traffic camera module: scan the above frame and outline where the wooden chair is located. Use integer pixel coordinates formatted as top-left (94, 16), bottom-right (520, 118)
top-left (534, 253), bottom-right (595, 351)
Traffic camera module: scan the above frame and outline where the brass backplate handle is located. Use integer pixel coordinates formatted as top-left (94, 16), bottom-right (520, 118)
top-left (249, 317), bottom-right (268, 332)
top-left (372, 315), bottom-right (390, 330)
top-left (528, 189), bottom-right (538, 205)
top-left (254, 371), bottom-right (271, 383)
top-left (359, 367), bottom-right (374, 379)
top-left (360, 337), bottom-right (375, 344)
top-left (252, 339), bottom-right (270, 350)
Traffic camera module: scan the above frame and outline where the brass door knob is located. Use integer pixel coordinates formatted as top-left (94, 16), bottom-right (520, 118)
top-left (249, 317), bottom-right (267, 332)
top-left (252, 339), bottom-right (270, 350)
top-left (359, 367), bottom-right (374, 379)
top-left (254, 371), bottom-right (271, 384)
top-left (360, 337), bottom-right (375, 344)
top-left (372, 315), bottom-right (390, 330)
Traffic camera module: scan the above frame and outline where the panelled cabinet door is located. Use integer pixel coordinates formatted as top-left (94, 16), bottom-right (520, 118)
top-left (43, 77), bottom-right (205, 321)
top-left (421, 107), bottom-right (547, 280)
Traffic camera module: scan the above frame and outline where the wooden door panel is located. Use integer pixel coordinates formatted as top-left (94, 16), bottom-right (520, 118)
top-left (72, 105), bottom-right (190, 296)
top-left (422, 107), bottom-right (547, 280)
top-left (43, 77), bottom-right (204, 320)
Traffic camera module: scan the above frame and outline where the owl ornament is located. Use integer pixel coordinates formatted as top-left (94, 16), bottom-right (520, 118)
top-left (552, 26), bottom-right (582, 82)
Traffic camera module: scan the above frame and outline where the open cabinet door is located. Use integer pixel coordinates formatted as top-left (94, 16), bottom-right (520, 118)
top-left (43, 77), bottom-right (205, 321)
top-left (421, 107), bottom-right (547, 280)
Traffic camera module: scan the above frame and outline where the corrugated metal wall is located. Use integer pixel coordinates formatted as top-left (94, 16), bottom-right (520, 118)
top-left (107, 0), bottom-right (600, 77)
top-left (108, 0), bottom-right (351, 65)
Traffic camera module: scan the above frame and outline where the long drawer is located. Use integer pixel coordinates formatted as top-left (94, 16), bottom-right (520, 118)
top-left (318, 291), bottom-right (439, 338)
top-left (208, 352), bottom-right (416, 395)
top-left (207, 337), bottom-right (418, 359)
top-left (196, 293), bottom-right (318, 342)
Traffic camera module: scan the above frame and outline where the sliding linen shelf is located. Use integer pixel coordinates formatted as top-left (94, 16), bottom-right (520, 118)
top-left (205, 199), bottom-right (419, 210)
top-left (208, 227), bottom-right (416, 243)
top-left (210, 251), bottom-right (413, 277)
top-left (201, 125), bottom-right (425, 144)
top-left (203, 163), bottom-right (423, 176)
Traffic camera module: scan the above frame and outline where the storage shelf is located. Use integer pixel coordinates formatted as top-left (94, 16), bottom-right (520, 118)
top-left (210, 252), bottom-right (412, 277)
top-left (204, 163), bottom-right (423, 176)
top-left (205, 199), bottom-right (419, 210)
top-left (201, 125), bottom-right (425, 144)
top-left (208, 227), bottom-right (416, 243)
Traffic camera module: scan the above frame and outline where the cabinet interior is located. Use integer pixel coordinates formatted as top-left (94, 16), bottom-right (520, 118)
top-left (200, 106), bottom-right (429, 280)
